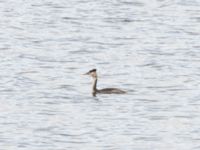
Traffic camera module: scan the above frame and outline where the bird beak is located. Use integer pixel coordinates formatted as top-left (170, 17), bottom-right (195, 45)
top-left (83, 71), bottom-right (90, 75)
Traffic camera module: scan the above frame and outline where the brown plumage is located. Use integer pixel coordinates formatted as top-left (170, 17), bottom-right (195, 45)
top-left (84, 69), bottom-right (126, 96)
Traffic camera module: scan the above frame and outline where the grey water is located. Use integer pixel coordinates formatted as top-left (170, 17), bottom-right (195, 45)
top-left (0, 0), bottom-right (200, 149)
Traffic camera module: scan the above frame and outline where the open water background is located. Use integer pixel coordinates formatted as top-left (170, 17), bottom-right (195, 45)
top-left (0, 0), bottom-right (200, 149)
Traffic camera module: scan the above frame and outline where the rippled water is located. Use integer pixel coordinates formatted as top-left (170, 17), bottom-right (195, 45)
top-left (0, 0), bottom-right (200, 149)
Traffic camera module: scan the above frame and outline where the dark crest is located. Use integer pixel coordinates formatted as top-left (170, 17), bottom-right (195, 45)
top-left (89, 69), bottom-right (96, 73)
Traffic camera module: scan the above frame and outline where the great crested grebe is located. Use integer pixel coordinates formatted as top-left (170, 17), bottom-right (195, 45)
top-left (84, 69), bottom-right (126, 96)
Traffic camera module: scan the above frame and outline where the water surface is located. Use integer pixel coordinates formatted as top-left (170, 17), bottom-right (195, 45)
top-left (0, 0), bottom-right (200, 149)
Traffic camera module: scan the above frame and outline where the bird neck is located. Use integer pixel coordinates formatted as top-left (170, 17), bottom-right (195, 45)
top-left (92, 78), bottom-right (98, 95)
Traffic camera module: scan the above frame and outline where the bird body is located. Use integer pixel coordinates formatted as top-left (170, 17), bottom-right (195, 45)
top-left (84, 69), bottom-right (126, 96)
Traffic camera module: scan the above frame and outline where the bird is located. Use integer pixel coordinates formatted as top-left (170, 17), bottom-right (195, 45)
top-left (84, 69), bottom-right (126, 96)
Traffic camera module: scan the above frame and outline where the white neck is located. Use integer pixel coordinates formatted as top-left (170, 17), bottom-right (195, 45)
top-left (92, 78), bottom-right (97, 95)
